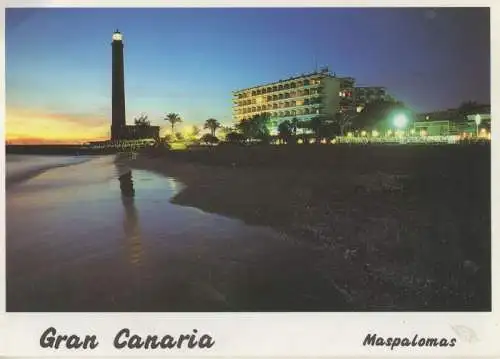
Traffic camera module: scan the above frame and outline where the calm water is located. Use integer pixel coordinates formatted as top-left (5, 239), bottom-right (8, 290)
top-left (6, 155), bottom-right (346, 311)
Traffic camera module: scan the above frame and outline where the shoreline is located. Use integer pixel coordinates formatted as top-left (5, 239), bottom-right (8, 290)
top-left (126, 145), bottom-right (490, 310)
top-left (5, 155), bottom-right (100, 189)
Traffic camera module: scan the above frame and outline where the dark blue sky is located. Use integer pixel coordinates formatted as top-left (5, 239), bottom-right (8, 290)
top-left (6, 7), bottom-right (490, 141)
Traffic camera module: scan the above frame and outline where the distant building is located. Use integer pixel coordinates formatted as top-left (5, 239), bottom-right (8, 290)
top-left (417, 109), bottom-right (460, 122)
top-left (413, 114), bottom-right (491, 137)
top-left (413, 120), bottom-right (453, 136)
top-left (467, 113), bottom-right (491, 123)
top-left (414, 105), bottom-right (491, 136)
top-left (120, 125), bottom-right (160, 140)
top-left (354, 86), bottom-right (392, 113)
top-left (232, 68), bottom-right (356, 132)
top-left (418, 104), bottom-right (491, 123)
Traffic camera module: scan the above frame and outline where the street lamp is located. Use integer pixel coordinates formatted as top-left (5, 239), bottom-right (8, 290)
top-left (474, 114), bottom-right (481, 137)
top-left (393, 113), bottom-right (409, 137)
top-left (394, 114), bottom-right (408, 130)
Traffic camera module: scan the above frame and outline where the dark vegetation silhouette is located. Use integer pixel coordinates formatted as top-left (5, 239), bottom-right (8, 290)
top-left (204, 118), bottom-right (221, 137)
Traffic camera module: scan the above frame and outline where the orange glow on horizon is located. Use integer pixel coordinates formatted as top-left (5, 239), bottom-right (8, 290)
top-left (6, 107), bottom-right (110, 144)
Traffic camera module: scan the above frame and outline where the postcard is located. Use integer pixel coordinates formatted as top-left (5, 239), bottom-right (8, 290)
top-left (1, 2), bottom-right (498, 357)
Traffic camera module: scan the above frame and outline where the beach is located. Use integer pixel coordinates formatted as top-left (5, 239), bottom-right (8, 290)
top-left (6, 154), bottom-right (347, 311)
top-left (127, 144), bottom-right (491, 310)
top-left (6, 144), bottom-right (491, 311)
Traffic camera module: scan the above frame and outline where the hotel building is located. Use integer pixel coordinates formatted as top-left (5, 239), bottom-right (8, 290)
top-left (232, 69), bottom-right (356, 130)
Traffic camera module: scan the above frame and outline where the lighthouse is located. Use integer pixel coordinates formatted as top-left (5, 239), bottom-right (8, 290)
top-left (111, 30), bottom-right (126, 141)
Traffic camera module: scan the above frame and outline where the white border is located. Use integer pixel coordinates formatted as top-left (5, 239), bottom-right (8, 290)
top-left (1, 1), bottom-right (499, 357)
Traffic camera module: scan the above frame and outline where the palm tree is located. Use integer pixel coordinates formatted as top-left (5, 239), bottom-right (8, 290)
top-left (164, 113), bottom-right (182, 134)
top-left (134, 113), bottom-right (150, 127)
top-left (277, 120), bottom-right (293, 144)
top-left (309, 116), bottom-right (326, 142)
top-left (204, 118), bottom-right (221, 137)
top-left (290, 117), bottom-right (300, 137)
top-left (334, 112), bottom-right (352, 136)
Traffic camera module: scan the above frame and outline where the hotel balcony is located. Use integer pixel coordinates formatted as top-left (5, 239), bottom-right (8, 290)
top-left (236, 78), bottom-right (325, 97)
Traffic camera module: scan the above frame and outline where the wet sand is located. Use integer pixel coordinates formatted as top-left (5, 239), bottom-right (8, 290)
top-left (6, 155), bottom-right (348, 311)
top-left (128, 144), bottom-right (491, 311)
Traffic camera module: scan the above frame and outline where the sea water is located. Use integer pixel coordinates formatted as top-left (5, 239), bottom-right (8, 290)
top-left (6, 154), bottom-right (346, 311)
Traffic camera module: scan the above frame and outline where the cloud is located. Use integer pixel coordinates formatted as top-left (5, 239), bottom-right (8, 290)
top-left (6, 107), bottom-right (110, 144)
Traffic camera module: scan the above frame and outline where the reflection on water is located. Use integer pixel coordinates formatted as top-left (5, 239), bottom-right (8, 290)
top-left (7, 155), bottom-right (347, 311)
top-left (166, 177), bottom-right (182, 192)
top-left (118, 169), bottom-right (143, 266)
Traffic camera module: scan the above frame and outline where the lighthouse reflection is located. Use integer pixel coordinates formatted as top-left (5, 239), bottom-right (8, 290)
top-left (118, 170), bottom-right (143, 266)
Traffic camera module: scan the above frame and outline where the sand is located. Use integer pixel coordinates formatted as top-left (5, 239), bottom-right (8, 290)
top-left (126, 144), bottom-right (491, 310)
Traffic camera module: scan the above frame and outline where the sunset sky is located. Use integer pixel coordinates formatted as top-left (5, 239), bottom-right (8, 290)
top-left (6, 7), bottom-right (490, 144)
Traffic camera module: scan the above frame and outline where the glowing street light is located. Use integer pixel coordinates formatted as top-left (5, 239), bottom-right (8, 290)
top-left (475, 114), bottom-right (481, 137)
top-left (394, 113), bottom-right (409, 129)
top-left (372, 130), bottom-right (379, 137)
